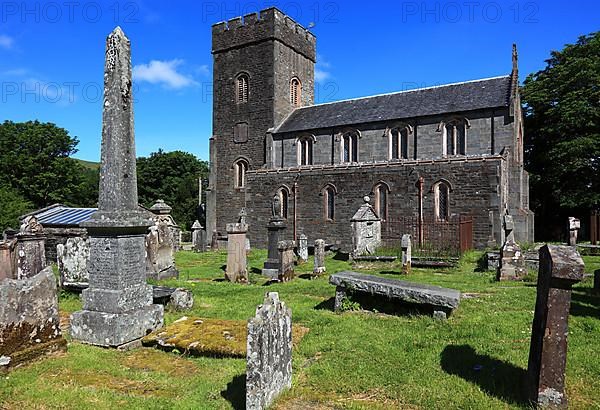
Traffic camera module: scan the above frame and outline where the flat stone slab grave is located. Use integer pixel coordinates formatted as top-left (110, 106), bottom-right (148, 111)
top-left (329, 271), bottom-right (461, 318)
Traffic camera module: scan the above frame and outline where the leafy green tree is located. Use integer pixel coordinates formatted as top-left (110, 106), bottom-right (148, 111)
top-left (0, 185), bottom-right (33, 231)
top-left (137, 150), bottom-right (208, 230)
top-left (522, 31), bottom-right (600, 239)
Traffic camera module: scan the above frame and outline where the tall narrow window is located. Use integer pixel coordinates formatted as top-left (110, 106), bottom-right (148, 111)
top-left (342, 131), bottom-right (358, 163)
top-left (324, 185), bottom-right (336, 220)
top-left (278, 188), bottom-right (289, 219)
top-left (374, 183), bottom-right (389, 221)
top-left (434, 181), bottom-right (450, 221)
top-left (389, 128), bottom-right (409, 160)
top-left (236, 74), bottom-right (248, 104)
top-left (290, 77), bottom-right (301, 107)
top-left (233, 159), bottom-right (248, 188)
top-left (297, 136), bottom-right (314, 166)
top-left (442, 119), bottom-right (467, 156)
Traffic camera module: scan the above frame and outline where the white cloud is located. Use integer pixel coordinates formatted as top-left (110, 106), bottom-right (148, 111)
top-left (0, 35), bottom-right (14, 49)
top-left (195, 64), bottom-right (210, 77)
top-left (133, 59), bottom-right (197, 89)
top-left (315, 68), bottom-right (331, 83)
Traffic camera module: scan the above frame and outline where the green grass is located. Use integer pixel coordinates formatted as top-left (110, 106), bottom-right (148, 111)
top-left (1, 250), bottom-right (599, 409)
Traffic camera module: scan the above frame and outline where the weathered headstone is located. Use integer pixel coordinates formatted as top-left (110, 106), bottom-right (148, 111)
top-left (486, 252), bottom-right (501, 271)
top-left (225, 210), bottom-right (248, 283)
top-left (0, 238), bottom-right (17, 281)
top-left (401, 234), bottom-right (412, 274)
top-left (167, 288), bottom-right (194, 311)
top-left (568, 217), bottom-right (580, 246)
top-left (277, 240), bottom-right (295, 282)
top-left (313, 239), bottom-right (326, 276)
top-left (263, 196), bottom-right (287, 279)
top-left (70, 27), bottom-right (164, 348)
top-left (246, 292), bottom-right (292, 410)
top-left (146, 200), bottom-right (179, 280)
top-left (527, 245), bottom-right (584, 408)
top-left (16, 216), bottom-right (46, 279)
top-left (191, 220), bottom-right (205, 252)
top-left (57, 237), bottom-right (90, 287)
top-left (497, 215), bottom-right (527, 280)
top-left (0, 267), bottom-right (67, 372)
top-left (297, 234), bottom-right (308, 263)
top-left (351, 196), bottom-right (381, 256)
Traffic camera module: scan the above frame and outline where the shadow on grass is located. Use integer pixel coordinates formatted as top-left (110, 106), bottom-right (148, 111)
top-left (332, 252), bottom-right (349, 261)
top-left (314, 297), bottom-right (335, 311)
top-left (440, 345), bottom-right (527, 406)
top-left (570, 289), bottom-right (600, 318)
top-left (221, 373), bottom-right (246, 410)
top-left (298, 273), bottom-right (314, 280)
top-left (250, 267), bottom-right (262, 274)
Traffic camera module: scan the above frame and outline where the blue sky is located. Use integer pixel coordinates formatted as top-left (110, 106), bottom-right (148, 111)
top-left (1, 0), bottom-right (598, 162)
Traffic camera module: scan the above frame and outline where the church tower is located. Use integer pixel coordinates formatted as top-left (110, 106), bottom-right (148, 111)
top-left (206, 8), bottom-right (316, 237)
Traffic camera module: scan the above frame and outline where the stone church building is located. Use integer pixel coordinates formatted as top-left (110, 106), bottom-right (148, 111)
top-left (206, 7), bottom-right (534, 251)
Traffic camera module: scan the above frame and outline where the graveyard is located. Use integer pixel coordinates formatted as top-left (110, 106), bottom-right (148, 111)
top-left (0, 247), bottom-right (598, 409)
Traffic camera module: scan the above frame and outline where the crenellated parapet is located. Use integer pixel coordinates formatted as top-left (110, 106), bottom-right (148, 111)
top-left (212, 7), bottom-right (316, 62)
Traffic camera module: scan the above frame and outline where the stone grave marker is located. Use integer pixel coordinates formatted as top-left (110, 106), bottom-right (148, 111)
top-left (497, 215), bottom-right (527, 280)
top-left (313, 239), bottom-right (326, 276)
top-left (57, 237), bottom-right (89, 287)
top-left (0, 237), bottom-right (17, 281)
top-left (146, 199), bottom-right (179, 280)
top-left (191, 220), bottom-right (205, 252)
top-left (16, 216), bottom-right (46, 279)
top-left (262, 196), bottom-right (287, 279)
top-left (297, 234), bottom-right (308, 263)
top-left (225, 210), bottom-right (248, 283)
top-left (350, 196), bottom-right (381, 256)
top-left (401, 234), bottom-right (412, 274)
top-left (568, 217), bottom-right (580, 246)
top-left (277, 240), bottom-right (295, 282)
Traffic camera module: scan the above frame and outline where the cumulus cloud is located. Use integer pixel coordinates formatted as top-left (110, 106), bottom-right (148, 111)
top-left (133, 59), bottom-right (197, 89)
top-left (315, 54), bottom-right (332, 83)
top-left (0, 35), bottom-right (14, 49)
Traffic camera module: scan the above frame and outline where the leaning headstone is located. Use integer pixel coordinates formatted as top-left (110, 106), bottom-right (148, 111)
top-left (16, 216), bottom-right (46, 279)
top-left (70, 27), bottom-right (164, 348)
top-left (401, 234), bottom-right (412, 274)
top-left (277, 240), bottom-right (295, 282)
top-left (313, 239), bottom-right (326, 276)
top-left (350, 196), bottom-right (381, 256)
top-left (57, 237), bottom-right (90, 287)
top-left (567, 217), bottom-right (580, 246)
top-left (246, 292), bottom-right (292, 410)
top-left (497, 215), bottom-right (527, 280)
top-left (297, 234), bottom-right (308, 263)
top-left (225, 210), bottom-right (248, 283)
top-left (527, 245), bottom-right (584, 408)
top-left (0, 238), bottom-right (17, 280)
top-left (191, 220), bottom-right (205, 252)
top-left (262, 196), bottom-right (287, 279)
top-left (0, 267), bottom-right (67, 373)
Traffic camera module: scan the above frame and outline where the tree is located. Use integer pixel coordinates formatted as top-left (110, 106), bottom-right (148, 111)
top-left (0, 185), bottom-right (33, 231)
top-left (137, 150), bottom-right (208, 230)
top-left (522, 32), bottom-right (600, 239)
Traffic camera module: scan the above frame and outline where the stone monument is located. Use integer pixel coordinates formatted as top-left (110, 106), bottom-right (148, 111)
top-left (16, 216), bottom-right (46, 279)
top-left (191, 220), bottom-right (205, 252)
top-left (146, 200), bottom-right (179, 280)
top-left (57, 237), bottom-right (90, 287)
top-left (313, 239), bottom-right (326, 276)
top-left (401, 234), bottom-right (412, 274)
top-left (567, 217), bottom-right (580, 246)
top-left (262, 195), bottom-right (287, 279)
top-left (497, 214), bottom-right (527, 280)
top-left (527, 245), bottom-right (584, 408)
top-left (350, 196), bottom-right (381, 256)
top-left (246, 292), bottom-right (292, 410)
top-left (297, 234), bottom-right (308, 263)
top-left (225, 209), bottom-right (249, 283)
top-left (0, 237), bottom-right (17, 281)
top-left (70, 27), bottom-right (164, 348)
top-left (277, 240), bottom-right (295, 282)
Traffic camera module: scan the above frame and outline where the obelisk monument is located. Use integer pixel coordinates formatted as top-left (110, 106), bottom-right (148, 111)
top-left (70, 27), bottom-right (163, 348)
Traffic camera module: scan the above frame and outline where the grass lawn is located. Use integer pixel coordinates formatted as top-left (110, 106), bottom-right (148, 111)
top-left (1, 249), bottom-right (599, 409)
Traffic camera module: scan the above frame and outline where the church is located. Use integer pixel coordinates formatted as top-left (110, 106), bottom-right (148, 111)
top-left (205, 7), bottom-right (534, 251)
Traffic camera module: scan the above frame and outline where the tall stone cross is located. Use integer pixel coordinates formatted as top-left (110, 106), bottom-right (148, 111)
top-left (70, 27), bottom-right (164, 348)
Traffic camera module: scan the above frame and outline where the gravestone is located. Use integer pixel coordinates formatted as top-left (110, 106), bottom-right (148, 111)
top-left (225, 210), bottom-right (248, 283)
top-left (57, 237), bottom-right (90, 287)
top-left (527, 245), bottom-right (584, 408)
top-left (0, 238), bottom-right (17, 281)
top-left (70, 27), bottom-right (164, 348)
top-left (262, 196), bottom-right (287, 279)
top-left (167, 288), bottom-right (194, 311)
top-left (246, 292), bottom-right (292, 410)
top-left (16, 216), bottom-right (46, 279)
top-left (191, 220), bottom-right (205, 252)
top-left (350, 196), bottom-right (381, 256)
top-left (0, 267), bottom-right (67, 372)
top-left (497, 215), bottom-right (527, 280)
top-left (401, 234), bottom-right (412, 274)
top-left (277, 240), bottom-right (295, 282)
top-left (567, 217), bottom-right (580, 246)
top-left (297, 234), bottom-right (308, 263)
top-left (313, 239), bottom-right (326, 276)
top-left (146, 200), bottom-right (179, 280)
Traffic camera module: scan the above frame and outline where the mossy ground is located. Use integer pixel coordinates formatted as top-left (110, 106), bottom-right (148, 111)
top-left (1, 249), bottom-right (599, 409)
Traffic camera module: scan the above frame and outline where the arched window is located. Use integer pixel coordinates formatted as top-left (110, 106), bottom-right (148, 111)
top-left (434, 181), bottom-right (450, 221)
top-left (277, 187), bottom-right (289, 219)
top-left (233, 159), bottom-right (248, 188)
top-left (342, 131), bottom-right (359, 163)
top-left (323, 184), bottom-right (336, 221)
top-left (441, 119), bottom-right (467, 156)
top-left (290, 77), bottom-right (301, 107)
top-left (374, 183), bottom-right (389, 221)
top-left (389, 127), bottom-right (410, 160)
top-left (236, 73), bottom-right (249, 104)
top-left (297, 135), bottom-right (314, 166)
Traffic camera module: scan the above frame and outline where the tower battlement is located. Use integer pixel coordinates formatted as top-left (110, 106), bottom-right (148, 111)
top-left (212, 7), bottom-right (316, 62)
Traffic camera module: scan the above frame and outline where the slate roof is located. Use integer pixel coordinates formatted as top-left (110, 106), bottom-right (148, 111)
top-left (273, 75), bottom-right (513, 134)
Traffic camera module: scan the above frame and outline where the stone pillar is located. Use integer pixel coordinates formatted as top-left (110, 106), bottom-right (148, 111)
top-left (16, 216), bottom-right (47, 280)
top-left (262, 217), bottom-right (286, 279)
top-left (567, 217), bottom-right (580, 246)
top-left (350, 196), bottom-right (381, 257)
top-left (277, 240), bottom-right (295, 282)
top-left (401, 234), bottom-right (412, 274)
top-left (0, 239), bottom-right (17, 281)
top-left (497, 215), bottom-right (526, 281)
top-left (527, 245), bottom-right (584, 408)
top-left (225, 222), bottom-right (248, 283)
top-left (313, 239), bottom-right (326, 276)
top-left (297, 234), bottom-right (308, 263)
top-left (57, 237), bottom-right (90, 287)
top-left (70, 27), bottom-right (163, 348)
top-left (191, 220), bottom-right (205, 252)
top-left (246, 292), bottom-right (292, 410)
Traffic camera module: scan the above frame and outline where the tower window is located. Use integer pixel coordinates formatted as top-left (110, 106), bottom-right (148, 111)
top-left (290, 78), bottom-right (301, 107)
top-left (297, 136), bottom-right (314, 166)
top-left (374, 183), bottom-right (389, 221)
top-left (434, 181), bottom-right (450, 221)
top-left (342, 131), bottom-right (359, 163)
top-left (389, 127), bottom-right (409, 160)
top-left (233, 159), bottom-right (248, 188)
top-left (236, 74), bottom-right (249, 104)
top-left (323, 185), bottom-right (336, 221)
